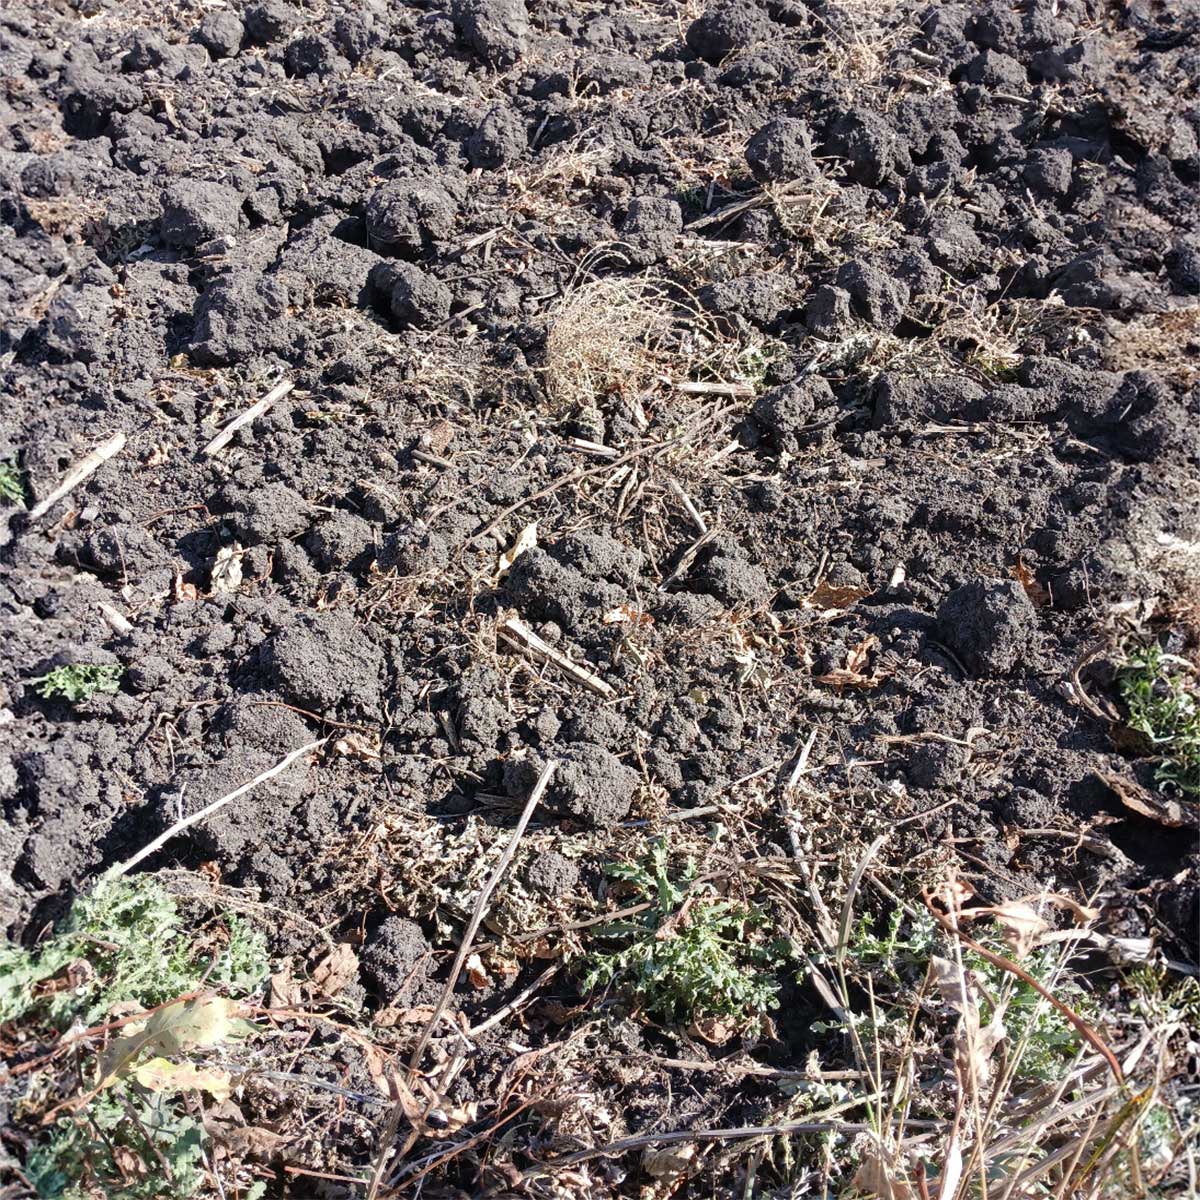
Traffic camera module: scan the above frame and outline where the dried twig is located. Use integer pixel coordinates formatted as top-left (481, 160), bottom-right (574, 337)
top-left (365, 761), bottom-right (557, 1200)
top-left (499, 616), bottom-right (614, 697)
top-left (202, 380), bottom-right (294, 456)
top-left (472, 403), bottom-right (736, 544)
top-left (105, 738), bottom-right (327, 879)
top-left (923, 889), bottom-right (1126, 1087)
top-left (27, 431), bottom-right (126, 521)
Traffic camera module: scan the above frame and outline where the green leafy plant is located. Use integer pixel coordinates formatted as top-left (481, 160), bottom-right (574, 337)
top-left (1117, 643), bottom-right (1200, 795)
top-left (29, 663), bottom-right (125, 703)
top-left (6, 878), bottom-right (269, 1200)
top-left (1, 876), bottom-right (268, 1025)
top-left (0, 457), bottom-right (26, 505)
top-left (26, 1088), bottom-right (207, 1200)
top-left (584, 839), bottom-right (787, 1025)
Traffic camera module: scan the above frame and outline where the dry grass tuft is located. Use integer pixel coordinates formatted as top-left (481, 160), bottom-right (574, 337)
top-left (543, 271), bottom-right (751, 414)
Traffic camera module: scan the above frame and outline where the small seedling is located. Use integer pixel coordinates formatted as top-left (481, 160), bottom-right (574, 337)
top-left (1117, 643), bottom-right (1200, 795)
top-left (0, 458), bottom-right (25, 506)
top-left (584, 839), bottom-right (787, 1025)
top-left (29, 663), bottom-right (124, 703)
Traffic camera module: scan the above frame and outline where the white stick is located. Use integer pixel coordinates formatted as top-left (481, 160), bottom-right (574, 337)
top-left (98, 601), bottom-right (133, 635)
top-left (675, 380), bottom-right (755, 398)
top-left (498, 616), bottom-right (614, 698)
top-left (203, 380), bottom-right (294, 456)
top-left (105, 738), bottom-right (327, 879)
top-left (27, 432), bottom-right (126, 521)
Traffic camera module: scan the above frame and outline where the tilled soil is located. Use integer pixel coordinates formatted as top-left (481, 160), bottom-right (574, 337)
top-left (1, 0), bottom-right (1199, 1191)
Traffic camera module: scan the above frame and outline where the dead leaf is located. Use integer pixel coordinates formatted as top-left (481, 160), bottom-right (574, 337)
top-left (465, 952), bottom-right (492, 989)
top-left (269, 959), bottom-right (303, 1009)
top-left (216, 1126), bottom-right (287, 1160)
top-left (332, 732), bottom-right (381, 762)
top-left (846, 634), bottom-right (879, 674)
top-left (815, 635), bottom-right (889, 689)
top-left (641, 1144), bottom-right (696, 1180)
top-left (1011, 557), bottom-right (1051, 607)
top-left (687, 1015), bottom-right (737, 1045)
top-left (970, 901), bottom-right (1050, 958)
top-left (853, 1137), bottom-right (917, 1200)
top-left (100, 995), bottom-right (255, 1087)
top-left (133, 1057), bottom-right (232, 1100)
top-left (602, 603), bottom-right (654, 627)
top-left (210, 544), bottom-right (244, 595)
top-left (804, 581), bottom-right (874, 611)
top-left (173, 568), bottom-right (198, 602)
top-left (1098, 771), bottom-right (1191, 827)
top-left (311, 943), bottom-right (359, 998)
top-left (373, 1003), bottom-right (450, 1029)
top-left (929, 956), bottom-right (970, 1012)
top-left (497, 521), bottom-right (538, 576)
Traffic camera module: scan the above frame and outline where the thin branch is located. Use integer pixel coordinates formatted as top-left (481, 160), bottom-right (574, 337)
top-left (105, 739), bottom-right (327, 879)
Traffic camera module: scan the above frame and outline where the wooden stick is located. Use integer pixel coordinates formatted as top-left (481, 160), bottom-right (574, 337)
top-left (203, 380), bottom-right (294, 456)
top-left (97, 601), bottom-right (133, 635)
top-left (105, 738), bottom-right (326, 879)
top-left (27, 431), bottom-right (126, 521)
top-left (674, 380), bottom-right (755, 398)
top-left (498, 616), bottom-right (614, 698)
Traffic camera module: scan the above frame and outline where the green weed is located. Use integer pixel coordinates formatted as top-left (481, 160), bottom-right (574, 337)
top-left (6, 877), bottom-right (269, 1200)
top-left (1117, 642), bottom-right (1200, 795)
top-left (0, 458), bottom-right (26, 505)
top-left (584, 839), bottom-right (787, 1025)
top-left (1, 875), bottom-right (268, 1026)
top-left (27, 1088), bottom-right (207, 1200)
top-left (29, 663), bottom-right (124, 703)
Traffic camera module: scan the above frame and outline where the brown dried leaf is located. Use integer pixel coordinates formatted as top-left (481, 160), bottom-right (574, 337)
top-left (465, 952), bottom-right (492, 989)
top-left (1011, 557), bottom-right (1051, 607)
top-left (688, 1015), bottom-right (738, 1045)
top-left (641, 1144), bottom-right (696, 1180)
top-left (269, 959), bottom-right (303, 1009)
top-left (311, 943), bottom-right (359, 998)
top-left (853, 1138), bottom-right (917, 1200)
top-left (846, 634), bottom-right (879, 674)
top-left (332, 732), bottom-right (381, 762)
top-left (976, 901), bottom-right (1050, 958)
top-left (602, 603), bottom-right (655, 627)
top-left (1098, 771), bottom-right (1190, 827)
top-left (804, 581), bottom-right (874, 611)
top-left (173, 568), bottom-right (199, 602)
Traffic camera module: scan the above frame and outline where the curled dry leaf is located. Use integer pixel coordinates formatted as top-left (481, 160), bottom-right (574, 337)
top-left (804, 580), bottom-right (874, 612)
top-left (332, 731), bottom-right (381, 762)
top-left (974, 901), bottom-right (1050, 958)
top-left (852, 1137), bottom-right (917, 1200)
top-left (210, 543), bottom-right (244, 595)
top-left (311, 943), bottom-right (359, 998)
top-left (816, 634), bottom-right (890, 689)
top-left (688, 1015), bottom-right (738, 1045)
top-left (173, 567), bottom-right (199, 602)
top-left (602, 603), bottom-right (654, 627)
top-left (497, 521), bottom-right (538, 576)
top-left (133, 1057), bottom-right (233, 1101)
top-left (1011, 557), bottom-right (1051, 607)
top-left (269, 959), bottom-right (304, 1009)
top-left (465, 952), bottom-right (492, 989)
top-left (641, 1143), bottom-right (696, 1180)
top-left (1098, 770), bottom-right (1191, 827)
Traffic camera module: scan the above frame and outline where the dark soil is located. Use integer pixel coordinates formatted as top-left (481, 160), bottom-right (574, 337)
top-left (1, 0), bottom-right (1198, 1192)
